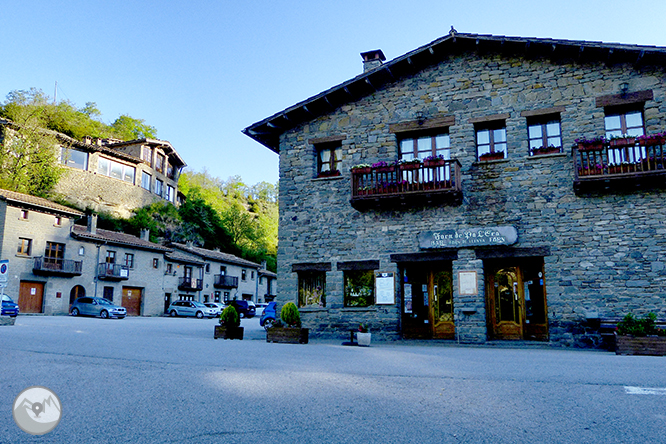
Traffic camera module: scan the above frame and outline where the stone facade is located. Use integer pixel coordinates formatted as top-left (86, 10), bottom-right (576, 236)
top-left (245, 33), bottom-right (666, 347)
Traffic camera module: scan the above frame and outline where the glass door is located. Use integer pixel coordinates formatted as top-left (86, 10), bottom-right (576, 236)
top-left (402, 264), bottom-right (454, 339)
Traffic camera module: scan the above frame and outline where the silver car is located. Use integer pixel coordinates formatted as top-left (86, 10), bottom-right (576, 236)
top-left (168, 300), bottom-right (216, 319)
top-left (70, 297), bottom-right (127, 319)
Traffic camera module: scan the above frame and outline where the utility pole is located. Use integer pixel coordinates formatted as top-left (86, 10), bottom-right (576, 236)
top-left (54, 81), bottom-right (57, 104)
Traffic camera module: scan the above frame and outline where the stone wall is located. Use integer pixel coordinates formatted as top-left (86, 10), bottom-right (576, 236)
top-left (275, 52), bottom-right (666, 346)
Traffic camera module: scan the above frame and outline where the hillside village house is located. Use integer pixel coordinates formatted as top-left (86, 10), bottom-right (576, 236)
top-left (0, 190), bottom-right (272, 316)
top-left (244, 31), bottom-right (666, 347)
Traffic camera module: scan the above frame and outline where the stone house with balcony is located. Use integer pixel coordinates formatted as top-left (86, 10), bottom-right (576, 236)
top-left (169, 243), bottom-right (266, 305)
top-left (244, 31), bottom-right (666, 347)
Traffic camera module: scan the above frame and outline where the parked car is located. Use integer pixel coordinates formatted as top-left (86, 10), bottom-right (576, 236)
top-left (255, 303), bottom-right (268, 316)
top-left (168, 300), bottom-right (216, 319)
top-left (259, 301), bottom-right (277, 331)
top-left (1, 295), bottom-right (19, 317)
top-left (204, 302), bottom-right (224, 317)
top-left (70, 297), bottom-right (126, 319)
top-left (228, 300), bottom-right (256, 318)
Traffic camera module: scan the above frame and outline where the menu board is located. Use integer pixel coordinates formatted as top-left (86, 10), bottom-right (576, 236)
top-left (375, 272), bottom-right (395, 305)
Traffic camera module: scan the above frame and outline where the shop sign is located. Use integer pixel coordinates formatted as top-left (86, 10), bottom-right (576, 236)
top-left (418, 226), bottom-right (518, 249)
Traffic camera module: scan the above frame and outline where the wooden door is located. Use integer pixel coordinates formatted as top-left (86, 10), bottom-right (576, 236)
top-left (122, 287), bottom-right (142, 316)
top-left (431, 270), bottom-right (455, 339)
top-left (402, 264), bottom-right (454, 339)
top-left (19, 281), bottom-right (44, 313)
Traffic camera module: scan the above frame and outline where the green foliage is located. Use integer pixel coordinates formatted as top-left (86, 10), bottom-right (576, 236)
top-left (280, 302), bottom-right (301, 328)
top-left (220, 305), bottom-right (240, 327)
top-left (111, 114), bottom-right (157, 140)
top-left (617, 312), bottom-right (664, 337)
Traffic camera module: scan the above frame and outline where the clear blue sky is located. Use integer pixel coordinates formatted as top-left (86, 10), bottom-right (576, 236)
top-left (2, 1), bottom-right (666, 186)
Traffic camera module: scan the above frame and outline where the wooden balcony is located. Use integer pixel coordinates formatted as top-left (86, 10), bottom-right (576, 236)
top-left (33, 257), bottom-right (83, 277)
top-left (214, 274), bottom-right (239, 289)
top-left (97, 263), bottom-right (130, 281)
top-left (179, 277), bottom-right (203, 291)
top-left (350, 160), bottom-right (462, 210)
top-left (573, 140), bottom-right (666, 194)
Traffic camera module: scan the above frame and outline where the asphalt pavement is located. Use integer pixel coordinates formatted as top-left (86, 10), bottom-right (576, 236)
top-left (1, 315), bottom-right (665, 443)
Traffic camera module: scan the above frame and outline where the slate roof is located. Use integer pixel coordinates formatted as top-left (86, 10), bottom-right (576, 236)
top-left (71, 224), bottom-right (171, 252)
top-left (164, 250), bottom-right (205, 266)
top-left (0, 188), bottom-right (84, 218)
top-left (244, 31), bottom-right (666, 152)
top-left (170, 243), bottom-right (261, 268)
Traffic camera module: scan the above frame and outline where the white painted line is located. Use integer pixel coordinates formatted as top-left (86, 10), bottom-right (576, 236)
top-left (624, 386), bottom-right (666, 395)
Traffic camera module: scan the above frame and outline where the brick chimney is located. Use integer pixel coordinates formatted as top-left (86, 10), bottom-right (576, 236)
top-left (361, 50), bottom-right (386, 73)
top-left (87, 214), bottom-right (97, 234)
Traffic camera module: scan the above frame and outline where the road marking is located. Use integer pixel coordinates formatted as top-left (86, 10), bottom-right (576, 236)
top-left (624, 386), bottom-right (666, 395)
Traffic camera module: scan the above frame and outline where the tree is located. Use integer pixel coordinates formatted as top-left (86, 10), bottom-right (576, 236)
top-left (111, 115), bottom-right (157, 140)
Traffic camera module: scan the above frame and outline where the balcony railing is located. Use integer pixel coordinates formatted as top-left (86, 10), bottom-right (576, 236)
top-left (350, 160), bottom-right (462, 210)
top-left (179, 277), bottom-right (203, 291)
top-left (214, 274), bottom-right (239, 288)
top-left (33, 257), bottom-right (83, 276)
top-left (573, 138), bottom-right (666, 194)
top-left (97, 263), bottom-right (130, 280)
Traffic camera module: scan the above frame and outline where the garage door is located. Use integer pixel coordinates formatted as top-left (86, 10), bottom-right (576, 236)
top-left (122, 287), bottom-right (143, 316)
top-left (19, 281), bottom-right (45, 313)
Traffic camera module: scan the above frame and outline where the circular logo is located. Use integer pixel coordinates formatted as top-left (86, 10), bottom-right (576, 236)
top-left (12, 386), bottom-right (62, 435)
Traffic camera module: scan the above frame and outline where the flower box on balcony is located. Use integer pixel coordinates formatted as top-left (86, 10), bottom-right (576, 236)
top-left (637, 134), bottom-right (666, 147)
top-left (375, 166), bottom-right (395, 173)
top-left (577, 143), bottom-right (604, 152)
top-left (609, 137), bottom-right (636, 148)
top-left (399, 162), bottom-right (422, 171)
top-left (424, 159), bottom-right (447, 167)
top-left (351, 167), bottom-right (372, 174)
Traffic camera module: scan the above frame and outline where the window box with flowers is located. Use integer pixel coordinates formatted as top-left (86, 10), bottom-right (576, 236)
top-left (609, 135), bottom-right (636, 148)
top-left (478, 151), bottom-right (506, 161)
top-left (350, 164), bottom-right (372, 174)
top-left (530, 145), bottom-right (562, 156)
top-left (398, 159), bottom-right (422, 170)
top-left (575, 136), bottom-right (606, 151)
top-left (423, 154), bottom-right (447, 167)
top-left (615, 312), bottom-right (666, 356)
top-left (636, 133), bottom-right (666, 147)
top-left (371, 161), bottom-right (396, 173)
top-left (317, 169), bottom-right (341, 178)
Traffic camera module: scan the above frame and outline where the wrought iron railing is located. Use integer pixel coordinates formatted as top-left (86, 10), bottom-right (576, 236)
top-left (33, 257), bottom-right (83, 275)
top-left (97, 263), bottom-right (130, 280)
top-left (574, 140), bottom-right (666, 179)
top-left (214, 274), bottom-right (239, 288)
top-left (179, 277), bottom-right (203, 291)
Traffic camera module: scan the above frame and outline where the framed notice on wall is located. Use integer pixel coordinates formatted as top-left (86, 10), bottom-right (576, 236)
top-left (458, 271), bottom-right (478, 296)
top-left (375, 272), bottom-right (395, 305)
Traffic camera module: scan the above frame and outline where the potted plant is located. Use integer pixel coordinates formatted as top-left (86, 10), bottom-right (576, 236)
top-left (356, 323), bottom-right (371, 347)
top-left (615, 312), bottom-right (666, 356)
top-left (372, 161), bottom-right (396, 173)
top-left (350, 163), bottom-right (372, 174)
top-left (609, 134), bottom-right (636, 148)
top-left (398, 158), bottom-right (422, 170)
top-left (531, 145), bottom-right (561, 156)
top-left (214, 305), bottom-right (244, 340)
top-left (575, 136), bottom-right (606, 151)
top-left (636, 132), bottom-right (666, 147)
top-left (266, 302), bottom-right (309, 344)
top-left (423, 154), bottom-right (447, 167)
top-left (478, 151), bottom-right (505, 161)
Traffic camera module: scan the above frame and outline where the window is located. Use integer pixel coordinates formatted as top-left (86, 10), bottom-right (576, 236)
top-left (205, 263), bottom-right (211, 273)
top-left (78, 246), bottom-right (85, 256)
top-left (214, 291), bottom-right (221, 302)
top-left (54, 216), bottom-right (62, 226)
top-left (45, 242), bottom-right (65, 265)
top-left (17, 238), bottom-right (32, 256)
top-left (605, 109), bottom-right (645, 164)
top-left (241, 269), bottom-right (247, 281)
top-left (399, 133), bottom-right (450, 161)
top-left (166, 185), bottom-right (175, 202)
top-left (124, 253), bottom-right (134, 269)
top-left (141, 172), bottom-right (152, 191)
top-left (155, 153), bottom-right (165, 173)
top-left (98, 157), bottom-right (136, 183)
top-left (316, 142), bottom-right (342, 177)
top-left (155, 179), bottom-right (163, 197)
top-left (142, 146), bottom-right (153, 165)
top-left (103, 287), bottom-right (114, 302)
top-left (251, 271), bottom-right (255, 280)
top-left (20, 210), bottom-right (28, 220)
top-left (344, 270), bottom-right (375, 307)
top-left (61, 147), bottom-right (88, 170)
top-left (298, 271), bottom-right (326, 307)
top-left (220, 266), bottom-right (226, 275)
top-left (153, 258), bottom-right (159, 268)
top-left (476, 122), bottom-right (507, 160)
top-left (106, 251), bottom-right (116, 264)
top-left (223, 291), bottom-right (230, 302)
top-left (528, 117), bottom-right (562, 155)
top-left (166, 263), bottom-right (173, 274)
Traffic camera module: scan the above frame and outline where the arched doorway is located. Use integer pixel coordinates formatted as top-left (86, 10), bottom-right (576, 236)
top-left (70, 285), bottom-right (86, 305)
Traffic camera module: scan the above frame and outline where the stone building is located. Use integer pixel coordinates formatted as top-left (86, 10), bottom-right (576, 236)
top-left (55, 136), bottom-right (186, 218)
top-left (244, 32), bottom-right (666, 347)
